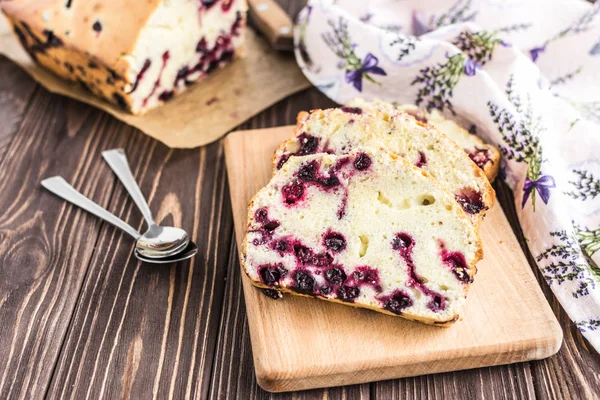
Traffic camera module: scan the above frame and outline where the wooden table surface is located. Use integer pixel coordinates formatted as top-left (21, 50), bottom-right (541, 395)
top-left (1, 1), bottom-right (600, 398)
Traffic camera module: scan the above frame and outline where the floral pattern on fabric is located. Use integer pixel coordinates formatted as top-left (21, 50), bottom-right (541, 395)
top-left (488, 76), bottom-right (555, 210)
top-left (294, 0), bottom-right (600, 351)
top-left (322, 18), bottom-right (387, 92)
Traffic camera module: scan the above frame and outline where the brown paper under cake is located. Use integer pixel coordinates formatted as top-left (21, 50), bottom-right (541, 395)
top-left (0, 15), bottom-right (310, 148)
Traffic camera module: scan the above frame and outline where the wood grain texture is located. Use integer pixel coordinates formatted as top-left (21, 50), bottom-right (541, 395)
top-left (0, 56), bottom-right (37, 164)
top-left (0, 77), bottom-right (596, 400)
top-left (46, 134), bottom-right (234, 399)
top-left (248, 0), bottom-right (295, 50)
top-left (0, 88), bottom-right (125, 399)
top-left (223, 124), bottom-right (562, 392)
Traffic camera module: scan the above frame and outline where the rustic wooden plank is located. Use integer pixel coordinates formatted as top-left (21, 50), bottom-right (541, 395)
top-left (0, 56), bottom-right (37, 164)
top-left (0, 90), bottom-right (127, 399)
top-left (46, 131), bottom-right (234, 399)
top-left (372, 363), bottom-right (535, 399)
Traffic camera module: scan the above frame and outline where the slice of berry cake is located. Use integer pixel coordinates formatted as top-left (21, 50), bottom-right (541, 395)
top-left (1, 0), bottom-right (247, 114)
top-left (277, 105), bottom-right (495, 227)
top-left (347, 99), bottom-right (501, 182)
top-left (244, 150), bottom-right (483, 325)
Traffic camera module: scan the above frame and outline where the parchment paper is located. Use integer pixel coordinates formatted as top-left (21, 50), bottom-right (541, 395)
top-left (0, 14), bottom-right (311, 148)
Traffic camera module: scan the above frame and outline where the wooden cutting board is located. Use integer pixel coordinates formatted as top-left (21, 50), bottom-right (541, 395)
top-left (224, 126), bottom-right (563, 393)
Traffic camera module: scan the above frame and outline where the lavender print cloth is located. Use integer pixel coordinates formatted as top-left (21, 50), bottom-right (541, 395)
top-left (295, 0), bottom-right (600, 349)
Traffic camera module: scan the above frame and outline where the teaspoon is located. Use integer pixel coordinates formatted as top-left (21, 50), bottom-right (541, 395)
top-left (102, 149), bottom-right (190, 259)
top-left (41, 176), bottom-right (197, 263)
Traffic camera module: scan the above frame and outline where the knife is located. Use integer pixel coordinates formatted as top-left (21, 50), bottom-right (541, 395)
top-left (247, 0), bottom-right (294, 51)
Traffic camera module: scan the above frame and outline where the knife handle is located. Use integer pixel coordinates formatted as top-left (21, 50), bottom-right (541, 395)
top-left (247, 0), bottom-right (294, 51)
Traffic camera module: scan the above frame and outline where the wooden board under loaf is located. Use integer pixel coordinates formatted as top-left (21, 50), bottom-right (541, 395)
top-left (224, 126), bottom-right (563, 393)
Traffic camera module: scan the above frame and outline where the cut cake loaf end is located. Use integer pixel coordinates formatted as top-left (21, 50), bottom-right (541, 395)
top-left (2, 0), bottom-right (247, 114)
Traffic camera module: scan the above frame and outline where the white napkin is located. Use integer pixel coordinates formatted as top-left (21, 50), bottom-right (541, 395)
top-left (295, 0), bottom-right (600, 349)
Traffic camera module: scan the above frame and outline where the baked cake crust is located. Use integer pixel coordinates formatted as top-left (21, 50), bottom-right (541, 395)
top-left (2, 0), bottom-right (248, 114)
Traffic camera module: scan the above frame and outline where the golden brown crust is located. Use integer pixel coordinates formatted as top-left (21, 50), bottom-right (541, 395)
top-left (2, 7), bottom-right (247, 114)
top-left (481, 146), bottom-right (501, 182)
top-left (245, 152), bottom-right (483, 326)
top-left (1, 0), bottom-right (158, 74)
top-left (245, 279), bottom-right (460, 326)
top-left (4, 17), bottom-right (138, 110)
top-left (296, 111), bottom-right (309, 127)
top-left (271, 135), bottom-right (295, 171)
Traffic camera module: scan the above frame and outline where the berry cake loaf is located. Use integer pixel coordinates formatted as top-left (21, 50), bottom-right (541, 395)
top-left (1, 0), bottom-right (247, 114)
top-left (347, 99), bottom-right (501, 182)
top-left (276, 106), bottom-right (495, 227)
top-left (243, 150), bottom-right (483, 325)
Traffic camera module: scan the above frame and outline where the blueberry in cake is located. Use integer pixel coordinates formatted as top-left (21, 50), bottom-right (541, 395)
top-left (347, 99), bottom-right (501, 182)
top-left (244, 150), bottom-right (483, 325)
top-left (1, 0), bottom-right (247, 114)
top-left (277, 104), bottom-right (495, 227)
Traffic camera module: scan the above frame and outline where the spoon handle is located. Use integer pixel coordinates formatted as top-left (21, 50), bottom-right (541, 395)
top-left (41, 176), bottom-right (141, 240)
top-left (102, 149), bottom-right (155, 227)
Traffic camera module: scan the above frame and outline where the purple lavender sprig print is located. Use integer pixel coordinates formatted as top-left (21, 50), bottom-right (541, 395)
top-left (412, 29), bottom-right (504, 113)
top-left (577, 319), bottom-right (600, 333)
top-left (530, 4), bottom-right (600, 62)
top-left (488, 75), bottom-right (554, 210)
top-left (322, 18), bottom-right (387, 92)
top-left (388, 34), bottom-right (418, 62)
top-left (411, 53), bottom-right (466, 114)
top-left (428, 0), bottom-right (478, 31)
top-left (575, 224), bottom-right (600, 259)
top-left (537, 230), bottom-right (598, 297)
top-left (567, 169), bottom-right (600, 201)
top-left (453, 30), bottom-right (503, 66)
top-left (550, 66), bottom-right (583, 86)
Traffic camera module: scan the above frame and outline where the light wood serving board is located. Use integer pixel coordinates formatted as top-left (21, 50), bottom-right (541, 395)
top-left (224, 126), bottom-right (563, 393)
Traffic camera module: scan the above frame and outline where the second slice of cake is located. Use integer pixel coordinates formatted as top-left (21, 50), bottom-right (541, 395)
top-left (347, 99), bottom-right (501, 182)
top-left (275, 105), bottom-right (495, 227)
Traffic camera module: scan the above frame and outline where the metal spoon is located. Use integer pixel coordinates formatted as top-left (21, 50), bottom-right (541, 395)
top-left (101, 149), bottom-right (189, 259)
top-left (41, 176), bottom-right (197, 263)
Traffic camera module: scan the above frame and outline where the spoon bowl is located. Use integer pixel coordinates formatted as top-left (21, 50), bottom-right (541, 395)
top-left (136, 225), bottom-right (190, 258)
top-left (102, 149), bottom-right (195, 260)
top-left (135, 241), bottom-right (198, 264)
